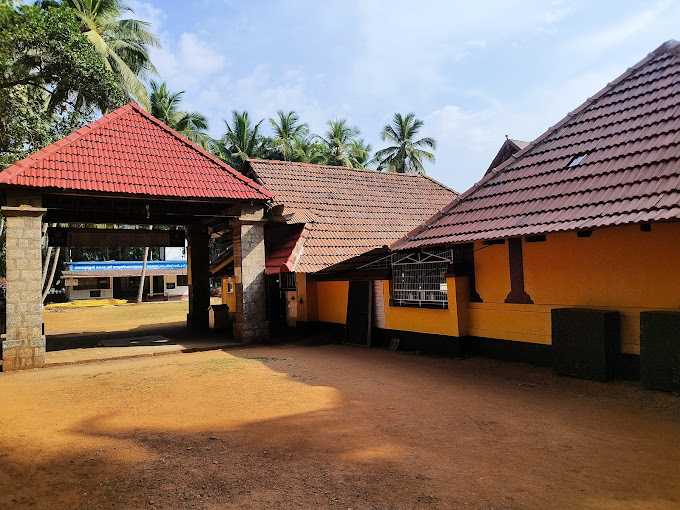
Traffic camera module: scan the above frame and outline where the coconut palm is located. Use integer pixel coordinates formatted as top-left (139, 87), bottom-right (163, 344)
top-left (292, 136), bottom-right (325, 164)
top-left (347, 139), bottom-right (372, 169)
top-left (149, 81), bottom-right (209, 147)
top-left (213, 110), bottom-right (267, 173)
top-left (318, 118), bottom-right (366, 168)
top-left (269, 110), bottom-right (309, 161)
top-left (372, 113), bottom-right (436, 174)
top-left (58, 0), bottom-right (160, 110)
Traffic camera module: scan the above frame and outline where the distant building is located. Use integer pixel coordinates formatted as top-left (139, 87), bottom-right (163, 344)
top-left (63, 246), bottom-right (188, 301)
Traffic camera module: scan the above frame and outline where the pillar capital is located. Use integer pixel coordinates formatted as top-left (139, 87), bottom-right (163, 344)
top-left (1, 206), bottom-right (47, 217)
top-left (236, 203), bottom-right (265, 222)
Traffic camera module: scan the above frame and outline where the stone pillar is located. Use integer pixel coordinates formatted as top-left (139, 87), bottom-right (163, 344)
top-left (186, 224), bottom-right (210, 330)
top-left (232, 204), bottom-right (269, 344)
top-left (1, 191), bottom-right (46, 371)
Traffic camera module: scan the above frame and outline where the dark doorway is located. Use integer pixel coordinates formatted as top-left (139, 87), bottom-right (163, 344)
top-left (267, 274), bottom-right (286, 327)
top-left (153, 275), bottom-right (164, 294)
top-left (346, 280), bottom-right (372, 346)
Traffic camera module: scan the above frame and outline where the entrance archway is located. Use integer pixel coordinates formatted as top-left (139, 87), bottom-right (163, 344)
top-left (0, 103), bottom-right (272, 371)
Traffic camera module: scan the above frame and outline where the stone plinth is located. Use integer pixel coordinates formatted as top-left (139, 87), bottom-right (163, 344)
top-left (1, 192), bottom-right (46, 371)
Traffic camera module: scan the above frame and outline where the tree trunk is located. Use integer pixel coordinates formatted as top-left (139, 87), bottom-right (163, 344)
top-left (136, 243), bottom-right (150, 304)
top-left (42, 247), bottom-right (60, 303)
top-left (41, 223), bottom-right (53, 289)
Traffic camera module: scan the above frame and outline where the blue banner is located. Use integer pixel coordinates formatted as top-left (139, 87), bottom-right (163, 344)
top-left (68, 261), bottom-right (187, 272)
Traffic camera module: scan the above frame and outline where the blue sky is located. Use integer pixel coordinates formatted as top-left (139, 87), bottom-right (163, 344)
top-left (129, 0), bottom-right (680, 192)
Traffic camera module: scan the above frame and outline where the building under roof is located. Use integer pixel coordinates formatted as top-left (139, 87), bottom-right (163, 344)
top-left (0, 103), bottom-right (272, 371)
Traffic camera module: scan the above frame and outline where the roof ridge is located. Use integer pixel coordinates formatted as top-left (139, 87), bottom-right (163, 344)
top-left (127, 104), bottom-right (272, 199)
top-left (247, 158), bottom-right (440, 179)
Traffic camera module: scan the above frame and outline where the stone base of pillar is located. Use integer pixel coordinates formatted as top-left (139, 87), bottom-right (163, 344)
top-left (2, 337), bottom-right (46, 371)
top-left (233, 321), bottom-right (270, 345)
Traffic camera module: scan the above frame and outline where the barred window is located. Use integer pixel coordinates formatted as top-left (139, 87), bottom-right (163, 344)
top-left (279, 272), bottom-right (296, 290)
top-left (391, 249), bottom-right (455, 308)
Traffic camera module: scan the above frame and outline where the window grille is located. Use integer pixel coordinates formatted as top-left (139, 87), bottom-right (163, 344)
top-left (392, 249), bottom-right (451, 308)
top-left (279, 272), bottom-right (296, 290)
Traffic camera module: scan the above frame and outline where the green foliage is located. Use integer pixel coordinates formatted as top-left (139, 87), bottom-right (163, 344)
top-left (269, 110), bottom-right (309, 161)
top-left (0, 4), bottom-right (127, 168)
top-left (211, 110), bottom-right (274, 173)
top-left (372, 112), bottom-right (436, 174)
top-left (54, 0), bottom-right (160, 110)
top-left (317, 118), bottom-right (370, 168)
top-left (149, 80), bottom-right (210, 147)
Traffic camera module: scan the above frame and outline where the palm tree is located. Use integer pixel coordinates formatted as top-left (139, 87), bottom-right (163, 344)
top-left (213, 110), bottom-right (266, 173)
top-left (293, 136), bottom-right (326, 164)
top-left (348, 139), bottom-right (372, 169)
top-left (57, 0), bottom-right (160, 110)
top-left (318, 118), bottom-right (366, 168)
top-left (269, 110), bottom-right (309, 161)
top-left (372, 113), bottom-right (436, 174)
top-left (149, 81), bottom-right (209, 147)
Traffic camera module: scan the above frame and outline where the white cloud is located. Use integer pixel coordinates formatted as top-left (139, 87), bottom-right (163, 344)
top-left (566, 0), bottom-right (671, 57)
top-left (177, 33), bottom-right (227, 76)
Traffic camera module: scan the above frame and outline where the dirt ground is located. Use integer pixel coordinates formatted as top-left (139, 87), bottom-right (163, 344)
top-left (1, 342), bottom-right (679, 509)
top-left (43, 301), bottom-right (190, 336)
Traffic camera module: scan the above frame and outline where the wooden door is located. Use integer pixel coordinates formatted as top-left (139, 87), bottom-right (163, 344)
top-left (346, 281), bottom-right (372, 346)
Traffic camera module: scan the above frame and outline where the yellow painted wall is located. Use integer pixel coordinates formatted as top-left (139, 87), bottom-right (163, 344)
top-left (296, 273), bottom-right (318, 322)
top-left (470, 223), bottom-right (680, 354)
top-left (380, 278), bottom-right (469, 336)
top-left (221, 276), bottom-right (236, 310)
top-left (316, 281), bottom-right (349, 324)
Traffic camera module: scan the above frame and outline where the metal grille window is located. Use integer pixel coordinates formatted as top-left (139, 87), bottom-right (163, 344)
top-left (279, 272), bottom-right (297, 290)
top-left (391, 249), bottom-right (452, 308)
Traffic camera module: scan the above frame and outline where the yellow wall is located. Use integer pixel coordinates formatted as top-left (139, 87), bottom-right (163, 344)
top-left (470, 223), bottom-right (680, 354)
top-left (316, 281), bottom-right (349, 324)
top-left (315, 278), bottom-right (469, 338)
top-left (296, 273), bottom-right (318, 322)
top-left (380, 278), bottom-right (469, 337)
top-left (221, 276), bottom-right (236, 310)
top-left (311, 223), bottom-right (680, 355)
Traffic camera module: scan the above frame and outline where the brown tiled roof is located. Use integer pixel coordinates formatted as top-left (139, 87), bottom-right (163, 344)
top-left (246, 160), bottom-right (459, 272)
top-left (395, 40), bottom-right (680, 250)
top-left (486, 138), bottom-right (529, 173)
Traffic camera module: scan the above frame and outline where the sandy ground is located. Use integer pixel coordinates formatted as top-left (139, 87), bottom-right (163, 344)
top-left (1, 343), bottom-right (679, 509)
top-left (43, 301), bottom-right (191, 337)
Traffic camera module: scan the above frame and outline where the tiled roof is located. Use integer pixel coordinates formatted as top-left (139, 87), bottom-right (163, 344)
top-left (247, 160), bottom-right (459, 272)
top-left (0, 103), bottom-right (272, 201)
top-left (395, 40), bottom-right (680, 250)
top-left (264, 223), bottom-right (308, 274)
top-left (486, 138), bottom-right (529, 173)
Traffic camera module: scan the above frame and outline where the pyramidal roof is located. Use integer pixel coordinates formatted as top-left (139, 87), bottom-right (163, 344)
top-left (0, 103), bottom-right (272, 201)
top-left (394, 40), bottom-right (680, 250)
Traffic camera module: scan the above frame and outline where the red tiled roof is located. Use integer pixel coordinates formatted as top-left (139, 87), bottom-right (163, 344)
top-left (247, 160), bottom-right (459, 272)
top-left (395, 40), bottom-right (680, 250)
top-left (0, 103), bottom-right (272, 201)
top-left (264, 223), bottom-right (307, 274)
